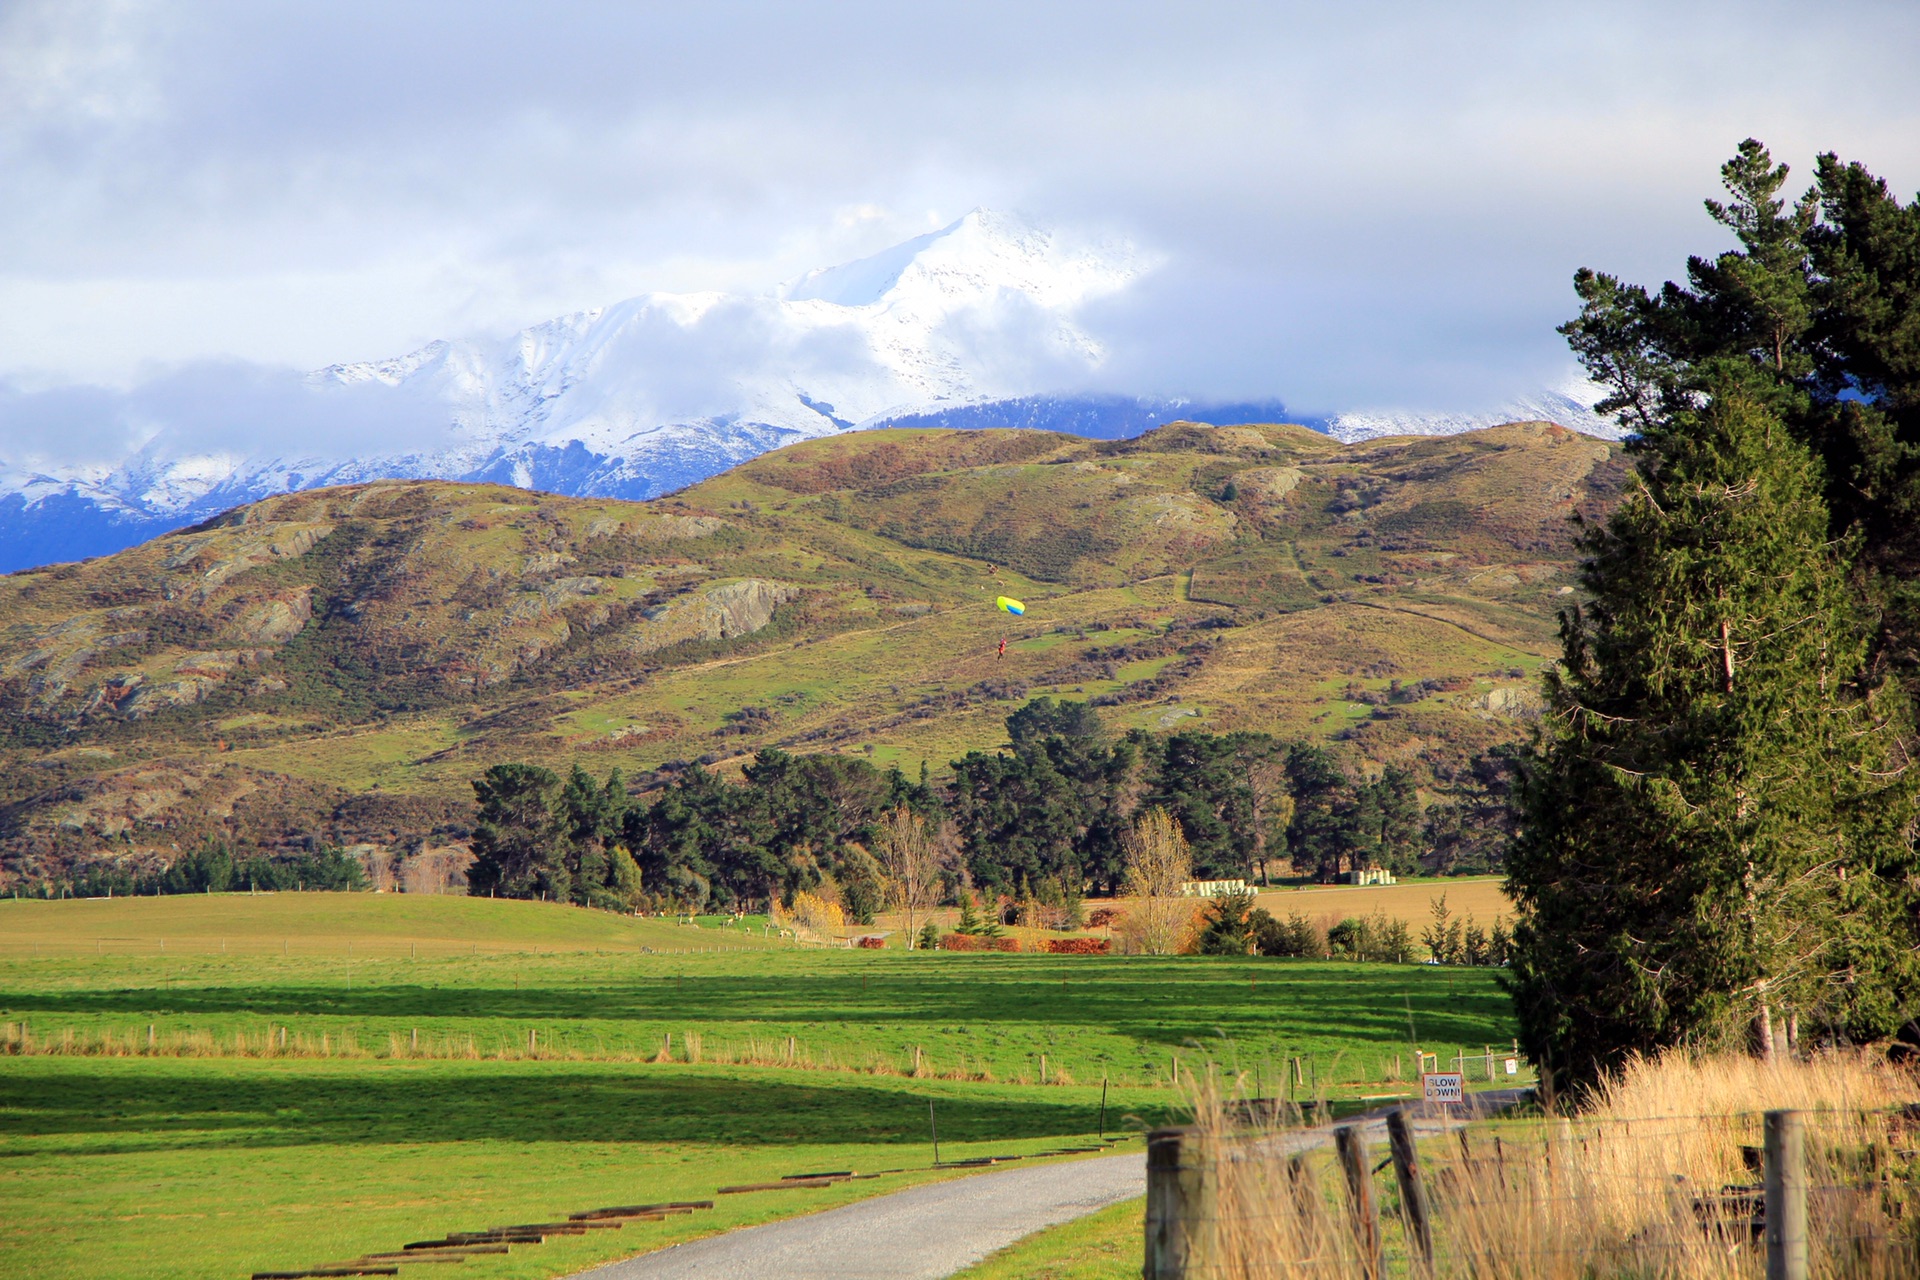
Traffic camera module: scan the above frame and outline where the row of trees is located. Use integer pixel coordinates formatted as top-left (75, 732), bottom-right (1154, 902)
top-left (465, 703), bottom-right (1475, 917)
top-left (949, 699), bottom-right (1435, 891)
top-left (59, 842), bottom-right (369, 898)
top-left (1512, 140), bottom-right (1920, 1094)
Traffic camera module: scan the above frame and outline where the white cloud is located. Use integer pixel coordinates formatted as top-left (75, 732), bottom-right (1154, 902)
top-left (0, 0), bottom-right (1916, 418)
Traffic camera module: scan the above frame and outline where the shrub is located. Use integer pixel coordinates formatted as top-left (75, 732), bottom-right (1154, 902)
top-left (1250, 909), bottom-right (1327, 958)
top-left (1044, 937), bottom-right (1111, 955)
top-left (938, 933), bottom-right (1021, 952)
top-left (1326, 909), bottom-right (1414, 963)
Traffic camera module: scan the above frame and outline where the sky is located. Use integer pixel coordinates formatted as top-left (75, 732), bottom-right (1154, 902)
top-left (2, 0), bottom-right (1918, 425)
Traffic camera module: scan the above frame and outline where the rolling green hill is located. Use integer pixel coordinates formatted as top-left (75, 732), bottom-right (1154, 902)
top-left (0, 421), bottom-right (1624, 880)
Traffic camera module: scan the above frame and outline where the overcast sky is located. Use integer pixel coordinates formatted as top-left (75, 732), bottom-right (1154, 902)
top-left (2, 0), bottom-right (1917, 417)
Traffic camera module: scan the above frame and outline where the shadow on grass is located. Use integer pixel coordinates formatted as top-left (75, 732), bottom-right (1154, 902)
top-left (0, 959), bottom-right (1512, 1052)
top-left (0, 1060), bottom-right (1171, 1153)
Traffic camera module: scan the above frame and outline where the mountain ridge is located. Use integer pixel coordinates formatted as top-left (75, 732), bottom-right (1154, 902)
top-left (0, 210), bottom-right (1620, 574)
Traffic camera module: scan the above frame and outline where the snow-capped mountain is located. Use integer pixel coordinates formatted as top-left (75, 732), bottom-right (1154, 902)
top-left (308, 208), bottom-right (1144, 472)
top-left (1323, 385), bottom-right (1623, 443)
top-left (0, 211), bottom-right (1154, 568)
top-left (0, 208), bottom-right (1618, 573)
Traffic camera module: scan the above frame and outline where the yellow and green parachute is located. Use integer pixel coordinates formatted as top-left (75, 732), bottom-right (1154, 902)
top-left (996, 596), bottom-right (1025, 616)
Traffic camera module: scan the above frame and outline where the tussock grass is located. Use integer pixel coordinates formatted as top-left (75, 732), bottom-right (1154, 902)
top-left (1189, 1051), bottom-right (1920, 1278)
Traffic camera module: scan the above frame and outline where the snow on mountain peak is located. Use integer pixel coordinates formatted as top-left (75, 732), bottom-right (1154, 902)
top-left (1324, 380), bottom-right (1625, 443)
top-left (299, 208), bottom-right (1149, 458)
top-left (782, 209), bottom-right (1143, 312)
top-left (0, 209), bottom-right (1619, 573)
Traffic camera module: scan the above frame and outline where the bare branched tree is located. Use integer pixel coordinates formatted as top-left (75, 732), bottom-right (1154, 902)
top-left (876, 807), bottom-right (941, 949)
top-left (1123, 805), bottom-right (1193, 955)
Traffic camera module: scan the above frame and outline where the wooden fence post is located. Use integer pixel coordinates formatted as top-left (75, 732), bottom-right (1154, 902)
top-left (1765, 1110), bottom-right (1808, 1280)
top-left (1547, 1118), bottom-right (1575, 1190)
top-left (1335, 1124), bottom-right (1382, 1280)
top-left (1145, 1126), bottom-right (1215, 1280)
top-left (1386, 1109), bottom-right (1434, 1271)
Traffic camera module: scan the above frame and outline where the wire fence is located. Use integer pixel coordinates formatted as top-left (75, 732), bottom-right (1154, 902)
top-left (1149, 1087), bottom-right (1920, 1279)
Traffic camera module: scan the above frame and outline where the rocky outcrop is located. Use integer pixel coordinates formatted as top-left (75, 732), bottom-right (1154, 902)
top-left (585, 513), bottom-right (725, 540)
top-left (161, 520), bottom-right (334, 599)
top-left (504, 576), bottom-right (605, 625)
top-left (1472, 685), bottom-right (1544, 720)
top-left (223, 589), bottom-right (314, 645)
top-left (1233, 466), bottom-right (1305, 500)
top-left (628, 578), bottom-right (801, 654)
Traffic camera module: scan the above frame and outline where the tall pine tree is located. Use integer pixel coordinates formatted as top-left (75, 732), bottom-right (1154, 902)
top-left (1506, 379), bottom-right (1918, 1095)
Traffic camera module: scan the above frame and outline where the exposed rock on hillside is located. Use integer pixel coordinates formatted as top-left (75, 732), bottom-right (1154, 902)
top-left (631, 579), bottom-right (801, 654)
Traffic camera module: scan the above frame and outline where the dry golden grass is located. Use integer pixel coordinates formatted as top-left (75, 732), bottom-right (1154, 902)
top-left (1253, 878), bottom-right (1512, 930)
top-left (1188, 1050), bottom-right (1920, 1279)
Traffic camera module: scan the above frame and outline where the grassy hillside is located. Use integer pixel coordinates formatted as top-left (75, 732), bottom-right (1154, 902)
top-left (0, 421), bottom-right (1624, 878)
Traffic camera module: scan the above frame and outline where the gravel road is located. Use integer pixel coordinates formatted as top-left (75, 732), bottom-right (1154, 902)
top-left (566, 1152), bottom-right (1146, 1280)
top-left (566, 1089), bottom-right (1531, 1280)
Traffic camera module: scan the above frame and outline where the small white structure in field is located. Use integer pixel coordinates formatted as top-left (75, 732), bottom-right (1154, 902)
top-left (1334, 867), bottom-right (1397, 886)
top-left (1180, 879), bottom-right (1249, 898)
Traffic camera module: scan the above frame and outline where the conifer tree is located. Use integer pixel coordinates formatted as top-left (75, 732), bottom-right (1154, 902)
top-left (1506, 380), bottom-right (1918, 1094)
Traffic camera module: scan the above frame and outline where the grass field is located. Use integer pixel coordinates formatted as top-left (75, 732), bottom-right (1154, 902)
top-left (1, 1056), bottom-right (1151, 1280)
top-left (0, 891), bottom-right (767, 955)
top-left (1250, 876), bottom-right (1512, 928)
top-left (950, 1195), bottom-right (1141, 1279)
top-left (0, 894), bottom-right (1522, 1280)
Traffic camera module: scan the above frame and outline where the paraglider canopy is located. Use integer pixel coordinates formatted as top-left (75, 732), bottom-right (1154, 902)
top-left (996, 596), bottom-right (1025, 616)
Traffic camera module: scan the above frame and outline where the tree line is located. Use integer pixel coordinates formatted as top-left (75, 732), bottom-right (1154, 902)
top-left (48, 843), bottom-right (369, 899)
top-left (466, 697), bottom-right (1505, 917)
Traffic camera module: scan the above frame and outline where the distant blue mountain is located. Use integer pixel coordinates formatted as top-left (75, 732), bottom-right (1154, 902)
top-left (872, 394), bottom-right (1311, 439)
top-left (0, 395), bottom-right (1320, 574)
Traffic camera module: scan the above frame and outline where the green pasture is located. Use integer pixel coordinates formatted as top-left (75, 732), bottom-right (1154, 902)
top-left (0, 1056), bottom-right (1154, 1280)
top-left (0, 895), bottom-right (1519, 1280)
top-left (0, 902), bottom-right (1515, 1089)
top-left (952, 1196), bottom-right (1141, 1280)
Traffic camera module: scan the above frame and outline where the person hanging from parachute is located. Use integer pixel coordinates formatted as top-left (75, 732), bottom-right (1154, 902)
top-left (995, 595), bottom-right (1023, 660)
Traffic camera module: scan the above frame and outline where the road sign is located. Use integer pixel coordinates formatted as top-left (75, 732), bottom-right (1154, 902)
top-left (1504, 1057), bottom-right (1519, 1076)
top-left (1421, 1071), bottom-right (1464, 1105)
